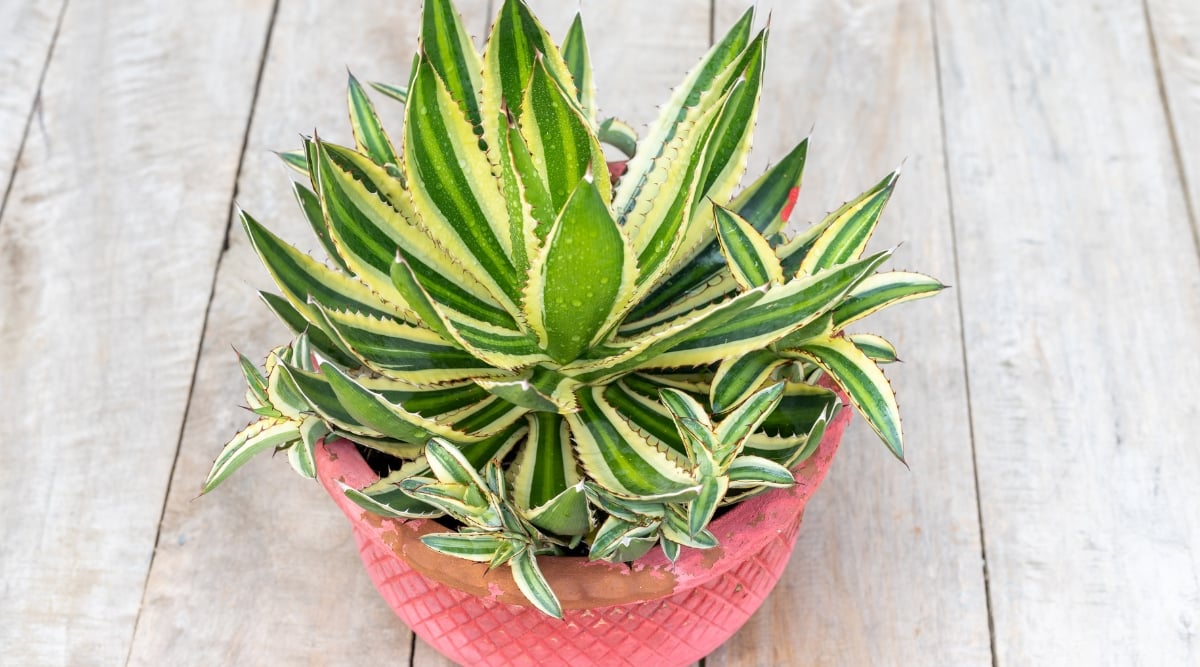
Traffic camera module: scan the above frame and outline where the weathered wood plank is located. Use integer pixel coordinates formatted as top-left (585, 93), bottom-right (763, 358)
top-left (1146, 0), bottom-right (1200, 241)
top-left (935, 1), bottom-right (1200, 664)
top-left (0, 1), bottom-right (276, 664)
top-left (704, 2), bottom-right (993, 664)
top-left (125, 2), bottom-right (491, 664)
top-left (0, 0), bottom-right (64, 208)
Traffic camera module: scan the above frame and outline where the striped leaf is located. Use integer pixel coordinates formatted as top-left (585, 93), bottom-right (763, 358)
top-left (795, 335), bottom-right (904, 461)
top-left (343, 482), bottom-right (443, 519)
top-left (418, 0), bottom-right (484, 127)
top-left (566, 387), bottom-right (698, 498)
top-left (346, 72), bottom-right (399, 165)
top-left (590, 516), bottom-right (661, 561)
top-left (482, 0), bottom-right (580, 130)
top-left (612, 7), bottom-right (753, 224)
top-left (714, 381), bottom-right (785, 455)
top-left (288, 415), bottom-right (326, 479)
top-left (850, 332), bottom-right (900, 363)
top-left (799, 170), bottom-right (899, 274)
top-left (369, 81), bottom-right (407, 104)
top-left (560, 13), bottom-right (596, 127)
top-left (320, 362), bottom-right (477, 445)
top-left (292, 181), bottom-right (350, 272)
top-left (726, 455), bottom-right (794, 488)
top-left (622, 137), bottom-right (807, 326)
top-left (524, 486), bottom-right (589, 537)
top-left (710, 349), bottom-right (787, 414)
top-left (237, 350), bottom-right (269, 408)
top-left (661, 506), bottom-right (718, 549)
top-left (603, 380), bottom-right (687, 456)
top-left (421, 532), bottom-right (507, 563)
top-left (512, 414), bottom-right (582, 517)
top-left (689, 475), bottom-right (729, 535)
top-left (641, 251), bottom-right (891, 370)
top-left (511, 549), bottom-right (562, 619)
top-left (831, 271), bottom-right (945, 327)
top-left (257, 291), bottom-right (357, 368)
top-left (597, 117), bottom-right (637, 158)
top-left (474, 378), bottom-right (559, 412)
top-left (404, 59), bottom-right (520, 306)
top-left (523, 179), bottom-right (631, 363)
top-left (659, 387), bottom-right (718, 466)
top-left (425, 438), bottom-right (489, 489)
top-left (714, 203), bottom-right (782, 290)
top-left (755, 382), bottom-right (839, 440)
top-left (277, 149), bottom-right (309, 177)
top-left (517, 56), bottom-right (610, 215)
top-left (204, 419), bottom-right (300, 493)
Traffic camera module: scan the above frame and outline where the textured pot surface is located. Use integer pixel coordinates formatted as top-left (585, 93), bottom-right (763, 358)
top-left (316, 405), bottom-right (850, 667)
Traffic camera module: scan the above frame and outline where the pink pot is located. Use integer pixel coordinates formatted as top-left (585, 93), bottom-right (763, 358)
top-left (316, 404), bottom-right (850, 667)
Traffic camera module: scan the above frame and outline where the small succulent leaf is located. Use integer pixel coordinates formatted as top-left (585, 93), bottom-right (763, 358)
top-left (796, 335), bottom-right (904, 461)
top-left (757, 381), bottom-right (840, 439)
top-left (473, 378), bottom-right (559, 412)
top-left (457, 422), bottom-right (528, 470)
top-left (566, 387), bottom-right (697, 498)
top-left (204, 419), bottom-right (300, 493)
top-left (512, 412), bottom-right (578, 509)
top-left (518, 57), bottom-right (610, 215)
top-left (425, 438), bottom-right (490, 489)
top-left (317, 141), bottom-right (519, 329)
top-left (346, 72), bottom-right (399, 165)
top-left (662, 508), bottom-right (720, 549)
top-left (660, 537), bottom-right (681, 562)
top-left (727, 455), bottom-right (795, 489)
top-left (658, 388), bottom-right (717, 463)
top-left (511, 548), bottom-right (563, 619)
top-left (400, 480), bottom-right (496, 527)
top-left (369, 81), bottom-right (408, 104)
top-left (320, 362), bottom-right (477, 444)
top-left (642, 251), bottom-right (891, 370)
top-left (289, 415), bottom-right (327, 479)
top-left (563, 287), bottom-right (767, 384)
top-left (590, 516), bottom-right (659, 561)
top-left (560, 14), bottom-right (597, 127)
top-left (487, 540), bottom-right (518, 570)
top-left (714, 203), bottom-right (783, 290)
top-left (342, 482), bottom-right (443, 519)
top-left (714, 381), bottom-right (786, 455)
top-left (625, 137), bottom-right (806, 324)
top-left (418, 0), bottom-right (485, 127)
top-left (849, 333), bottom-right (900, 363)
top-left (241, 211), bottom-right (402, 323)
top-left (710, 349), bottom-right (787, 414)
top-left (277, 149), bottom-right (309, 177)
top-left (831, 271), bottom-right (945, 328)
top-left (526, 485), bottom-right (590, 537)
top-left (524, 179), bottom-right (628, 363)
top-left (292, 181), bottom-right (351, 273)
top-left (689, 475), bottom-right (729, 536)
top-left (236, 350), bottom-right (270, 408)
top-left (597, 117), bottom-right (637, 158)
top-left (613, 7), bottom-right (753, 223)
top-left (799, 170), bottom-right (899, 275)
top-left (404, 59), bottom-right (521, 305)
top-left (421, 532), bottom-right (507, 563)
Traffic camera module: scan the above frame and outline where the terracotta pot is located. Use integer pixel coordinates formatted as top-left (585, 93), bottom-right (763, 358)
top-left (315, 403), bottom-right (850, 667)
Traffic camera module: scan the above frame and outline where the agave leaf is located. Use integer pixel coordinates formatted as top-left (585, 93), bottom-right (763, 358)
top-left (237, 350), bottom-right (270, 408)
top-left (369, 81), bottom-right (408, 104)
top-left (258, 292), bottom-right (357, 367)
top-left (524, 485), bottom-right (589, 537)
top-left (660, 537), bottom-right (680, 562)
top-left (517, 56), bottom-right (610, 215)
top-left (474, 377), bottom-right (559, 412)
top-left (597, 117), bottom-right (637, 158)
top-left (641, 251), bottom-right (891, 370)
top-left (418, 0), bottom-right (484, 127)
top-left (661, 506), bottom-right (719, 549)
top-left (849, 332), bottom-right (900, 363)
top-left (566, 387), bottom-right (697, 498)
top-left (512, 413), bottom-right (577, 506)
top-left (590, 516), bottom-right (660, 561)
top-left (404, 59), bottom-right (521, 306)
top-left (343, 481), bottom-right (443, 519)
top-left (204, 419), bottom-right (300, 493)
top-left (441, 395), bottom-right (530, 439)
top-left (625, 137), bottom-right (807, 325)
top-left (710, 349), bottom-right (787, 414)
top-left (421, 532), bottom-right (507, 563)
top-left (726, 455), bottom-right (795, 489)
top-left (613, 7), bottom-right (753, 222)
top-left (602, 381), bottom-right (686, 456)
top-left (617, 272), bottom-right (740, 338)
top-left (265, 353), bottom-right (308, 418)
top-left (688, 475), bottom-right (729, 535)
top-left (241, 211), bottom-right (403, 324)
top-left (317, 141), bottom-right (520, 329)
top-left (798, 170), bottom-right (899, 275)
top-left (287, 415), bottom-right (327, 480)
top-left (425, 438), bottom-right (489, 489)
top-left (292, 181), bottom-right (351, 273)
top-left (346, 72), bottom-right (399, 165)
top-left (831, 271), bottom-right (945, 328)
top-left (320, 362), bottom-right (477, 444)
top-left (560, 13), bottom-right (596, 127)
top-left (794, 335), bottom-right (903, 461)
top-left (523, 179), bottom-right (631, 363)
top-left (511, 548), bottom-right (563, 619)
top-left (658, 388), bottom-right (717, 465)
top-left (714, 381), bottom-right (786, 457)
top-left (277, 149), bottom-right (309, 177)
top-left (713, 202), bottom-right (783, 290)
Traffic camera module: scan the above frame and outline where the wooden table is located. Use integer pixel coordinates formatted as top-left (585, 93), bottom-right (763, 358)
top-left (3, 1), bottom-right (1198, 664)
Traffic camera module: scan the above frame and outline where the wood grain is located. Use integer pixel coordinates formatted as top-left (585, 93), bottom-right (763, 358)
top-left (0, 0), bottom-right (276, 664)
top-left (125, 1), bottom-right (490, 665)
top-left (935, 0), bottom-right (1200, 664)
top-left (704, 2), bottom-right (993, 665)
top-left (0, 0), bottom-right (64, 207)
top-left (1146, 0), bottom-right (1200, 241)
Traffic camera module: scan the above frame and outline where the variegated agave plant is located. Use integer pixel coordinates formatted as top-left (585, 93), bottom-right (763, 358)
top-left (204, 0), bottom-right (943, 617)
